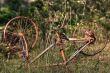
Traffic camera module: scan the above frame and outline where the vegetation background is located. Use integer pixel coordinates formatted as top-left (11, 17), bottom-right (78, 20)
top-left (0, 0), bottom-right (110, 73)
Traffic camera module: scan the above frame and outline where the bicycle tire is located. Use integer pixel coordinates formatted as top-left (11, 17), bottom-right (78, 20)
top-left (3, 16), bottom-right (38, 49)
top-left (72, 22), bottom-right (108, 56)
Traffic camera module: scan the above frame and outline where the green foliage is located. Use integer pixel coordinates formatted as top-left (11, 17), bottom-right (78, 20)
top-left (0, 6), bottom-right (16, 25)
top-left (0, 0), bottom-right (110, 28)
top-left (31, 0), bottom-right (44, 11)
top-left (6, 0), bottom-right (23, 12)
top-left (0, 0), bottom-right (110, 73)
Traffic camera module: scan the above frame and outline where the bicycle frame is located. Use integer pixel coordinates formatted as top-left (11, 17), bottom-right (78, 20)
top-left (30, 37), bottom-right (92, 67)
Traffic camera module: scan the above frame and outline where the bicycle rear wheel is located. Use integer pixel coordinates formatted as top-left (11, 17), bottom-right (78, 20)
top-left (72, 22), bottom-right (108, 56)
top-left (3, 16), bottom-right (38, 49)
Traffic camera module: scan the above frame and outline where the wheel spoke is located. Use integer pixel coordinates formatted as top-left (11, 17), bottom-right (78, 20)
top-left (72, 23), bottom-right (107, 56)
top-left (4, 16), bottom-right (38, 49)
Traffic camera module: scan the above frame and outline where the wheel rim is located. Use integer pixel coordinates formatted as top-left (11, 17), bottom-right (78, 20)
top-left (72, 23), bottom-right (107, 56)
top-left (4, 16), bottom-right (39, 49)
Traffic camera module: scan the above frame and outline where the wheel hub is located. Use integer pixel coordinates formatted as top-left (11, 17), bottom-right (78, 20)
top-left (18, 32), bottom-right (24, 37)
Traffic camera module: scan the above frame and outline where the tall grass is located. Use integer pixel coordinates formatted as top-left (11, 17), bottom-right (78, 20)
top-left (0, 48), bottom-right (110, 73)
top-left (0, 22), bottom-right (109, 73)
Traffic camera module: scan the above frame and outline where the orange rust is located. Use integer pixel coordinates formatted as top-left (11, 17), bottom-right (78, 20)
top-left (60, 49), bottom-right (66, 63)
top-left (18, 32), bottom-right (24, 37)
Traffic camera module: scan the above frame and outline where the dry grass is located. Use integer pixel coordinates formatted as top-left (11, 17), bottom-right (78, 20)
top-left (0, 24), bottom-right (109, 73)
top-left (0, 42), bottom-right (110, 73)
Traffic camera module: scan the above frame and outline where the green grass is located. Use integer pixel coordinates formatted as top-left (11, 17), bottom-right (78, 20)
top-left (0, 43), bottom-right (110, 73)
top-left (0, 23), bottom-right (109, 73)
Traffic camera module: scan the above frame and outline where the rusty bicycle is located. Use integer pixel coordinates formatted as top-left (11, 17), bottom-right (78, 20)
top-left (30, 23), bottom-right (107, 67)
top-left (2, 16), bottom-right (107, 68)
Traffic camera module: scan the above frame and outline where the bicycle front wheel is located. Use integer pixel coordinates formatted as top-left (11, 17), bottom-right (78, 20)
top-left (72, 23), bottom-right (108, 56)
